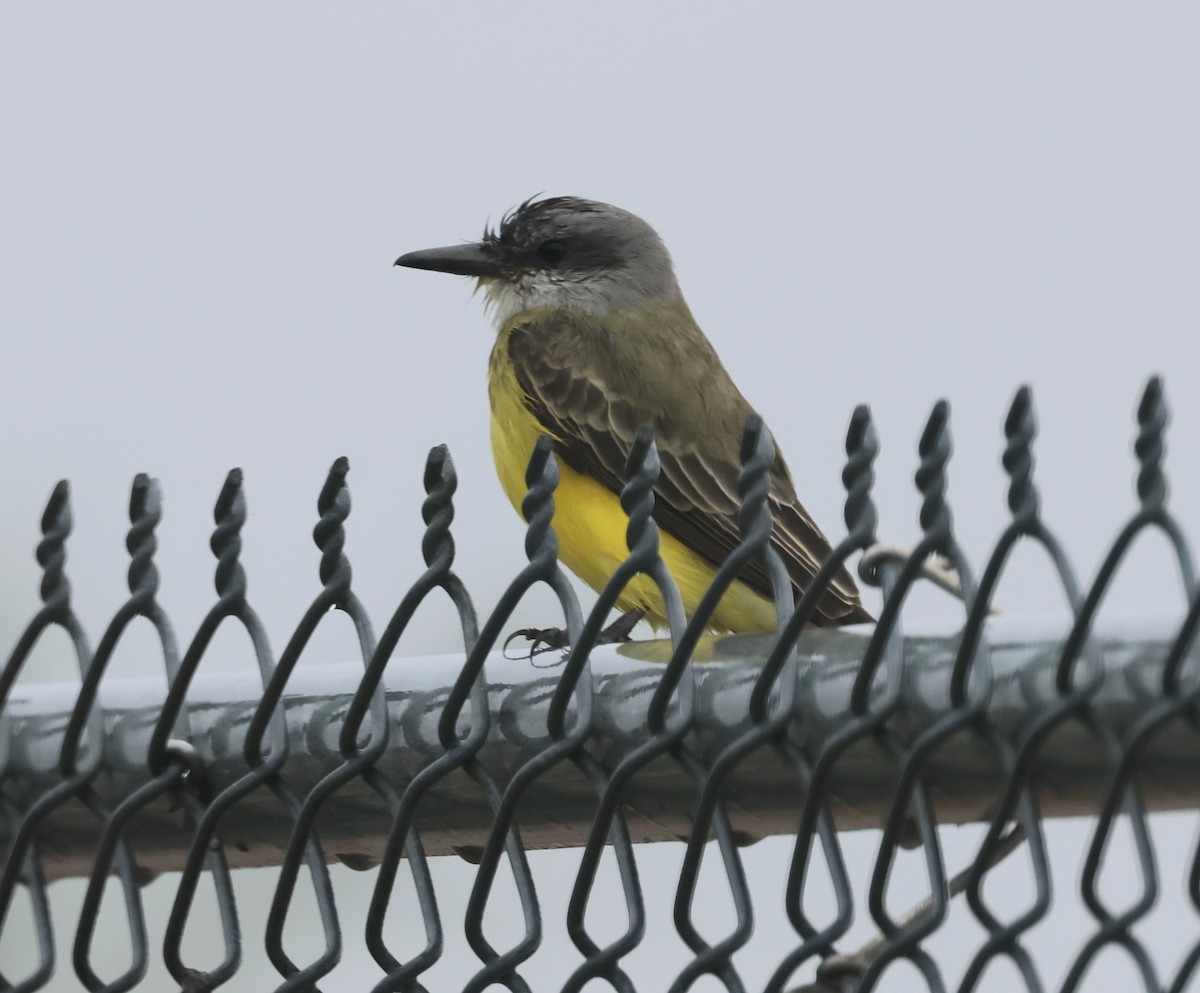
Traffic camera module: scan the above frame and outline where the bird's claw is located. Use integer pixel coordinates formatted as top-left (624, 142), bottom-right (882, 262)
top-left (503, 626), bottom-right (570, 661)
top-left (503, 609), bottom-right (646, 662)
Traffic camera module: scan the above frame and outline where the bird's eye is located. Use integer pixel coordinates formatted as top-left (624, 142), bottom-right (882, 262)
top-left (537, 240), bottom-right (568, 266)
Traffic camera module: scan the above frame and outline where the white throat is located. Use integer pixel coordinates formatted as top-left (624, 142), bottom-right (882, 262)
top-left (481, 270), bottom-right (626, 330)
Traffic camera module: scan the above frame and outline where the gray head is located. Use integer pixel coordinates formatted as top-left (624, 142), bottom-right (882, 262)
top-left (395, 197), bottom-right (682, 326)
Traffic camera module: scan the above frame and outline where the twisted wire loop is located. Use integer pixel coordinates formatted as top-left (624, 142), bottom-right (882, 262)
top-left (64, 475), bottom-right (174, 993)
top-left (830, 400), bottom-right (973, 993)
top-left (767, 405), bottom-right (941, 993)
top-left (157, 469), bottom-right (269, 991)
top-left (457, 435), bottom-right (593, 993)
top-left (360, 442), bottom-right (501, 993)
top-left (346, 445), bottom-right (484, 993)
top-left (1055, 377), bottom-right (1195, 993)
top-left (623, 415), bottom-right (784, 993)
top-left (945, 386), bottom-right (1073, 993)
top-left (0, 481), bottom-right (87, 993)
top-left (246, 457), bottom-right (375, 992)
top-left (1067, 381), bottom-right (1200, 993)
top-left (624, 416), bottom-right (785, 993)
top-left (367, 436), bottom-right (568, 993)
top-left (777, 403), bottom-right (916, 993)
top-left (75, 476), bottom-right (235, 993)
top-left (683, 405), bottom-right (878, 993)
top-left (555, 425), bottom-right (686, 993)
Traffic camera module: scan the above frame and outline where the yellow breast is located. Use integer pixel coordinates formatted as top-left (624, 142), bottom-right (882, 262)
top-left (487, 328), bottom-right (776, 633)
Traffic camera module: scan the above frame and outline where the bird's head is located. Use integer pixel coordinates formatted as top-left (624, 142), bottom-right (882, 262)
top-left (395, 196), bottom-right (682, 327)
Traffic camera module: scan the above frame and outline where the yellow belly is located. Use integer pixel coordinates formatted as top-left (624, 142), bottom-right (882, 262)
top-left (489, 352), bottom-right (776, 633)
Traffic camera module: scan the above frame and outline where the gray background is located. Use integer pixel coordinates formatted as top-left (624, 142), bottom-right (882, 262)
top-left (2, 4), bottom-right (1199, 991)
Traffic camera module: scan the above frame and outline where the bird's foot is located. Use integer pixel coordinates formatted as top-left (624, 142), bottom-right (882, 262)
top-left (503, 608), bottom-right (647, 662)
top-left (859, 544), bottom-right (1002, 614)
top-left (503, 625), bottom-right (570, 660)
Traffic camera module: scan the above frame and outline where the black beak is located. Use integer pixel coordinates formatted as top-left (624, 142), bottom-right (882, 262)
top-left (394, 242), bottom-right (503, 278)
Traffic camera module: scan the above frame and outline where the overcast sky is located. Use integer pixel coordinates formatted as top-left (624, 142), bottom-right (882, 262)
top-left (2, 5), bottom-right (1199, 992)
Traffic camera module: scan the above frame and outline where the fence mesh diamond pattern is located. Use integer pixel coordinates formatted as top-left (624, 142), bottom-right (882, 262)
top-left (2, 380), bottom-right (1199, 993)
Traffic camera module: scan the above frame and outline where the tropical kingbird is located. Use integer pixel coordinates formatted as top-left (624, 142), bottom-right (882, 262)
top-left (395, 197), bottom-right (871, 633)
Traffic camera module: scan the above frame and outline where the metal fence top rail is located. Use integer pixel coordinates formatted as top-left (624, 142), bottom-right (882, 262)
top-left (3, 615), bottom-right (1197, 881)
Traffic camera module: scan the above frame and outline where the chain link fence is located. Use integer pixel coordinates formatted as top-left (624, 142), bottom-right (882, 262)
top-left (2, 379), bottom-right (1199, 993)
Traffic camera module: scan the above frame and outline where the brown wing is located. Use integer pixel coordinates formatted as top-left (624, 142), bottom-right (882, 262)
top-left (506, 307), bottom-right (871, 626)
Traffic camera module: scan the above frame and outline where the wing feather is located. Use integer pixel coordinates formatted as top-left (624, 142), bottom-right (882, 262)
top-left (506, 309), bottom-right (871, 625)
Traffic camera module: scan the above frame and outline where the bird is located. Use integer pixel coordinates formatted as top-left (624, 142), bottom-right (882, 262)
top-left (395, 196), bottom-right (871, 635)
